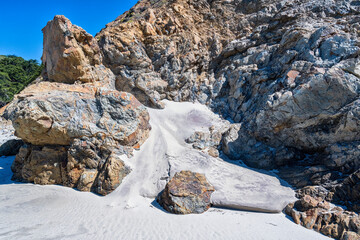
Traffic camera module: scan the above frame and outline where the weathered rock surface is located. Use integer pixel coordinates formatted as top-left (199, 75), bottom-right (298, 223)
top-left (285, 194), bottom-right (360, 240)
top-left (94, 0), bottom-right (360, 178)
top-left (158, 170), bottom-right (215, 214)
top-left (3, 81), bottom-right (150, 195)
top-left (42, 15), bottom-right (115, 86)
top-left (3, 82), bottom-right (150, 147)
top-left (332, 170), bottom-right (360, 213)
top-left (12, 136), bottom-right (131, 195)
top-left (186, 121), bottom-right (230, 157)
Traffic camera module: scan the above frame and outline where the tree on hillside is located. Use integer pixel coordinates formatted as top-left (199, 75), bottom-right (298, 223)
top-left (0, 55), bottom-right (43, 105)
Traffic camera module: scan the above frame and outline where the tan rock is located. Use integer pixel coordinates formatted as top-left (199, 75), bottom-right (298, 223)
top-left (77, 169), bottom-right (98, 192)
top-left (302, 208), bottom-right (319, 229)
top-left (11, 135), bottom-right (131, 195)
top-left (42, 15), bottom-right (115, 86)
top-left (11, 145), bottom-right (67, 185)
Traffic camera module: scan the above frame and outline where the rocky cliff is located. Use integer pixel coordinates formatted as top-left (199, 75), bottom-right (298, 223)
top-left (96, 0), bottom-right (360, 219)
top-left (2, 0), bottom-right (360, 239)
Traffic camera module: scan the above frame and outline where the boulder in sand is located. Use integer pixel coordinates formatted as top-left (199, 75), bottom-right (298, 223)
top-left (3, 82), bottom-right (150, 195)
top-left (158, 170), bottom-right (215, 214)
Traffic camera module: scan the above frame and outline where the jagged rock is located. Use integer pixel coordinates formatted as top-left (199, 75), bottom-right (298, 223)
top-left (0, 139), bottom-right (24, 156)
top-left (322, 142), bottom-right (360, 174)
top-left (94, 0), bottom-right (360, 172)
top-left (285, 194), bottom-right (360, 239)
top-left (67, 136), bottom-right (131, 195)
top-left (3, 82), bottom-right (151, 147)
top-left (185, 122), bottom-right (230, 157)
top-left (341, 231), bottom-right (360, 240)
top-left (42, 15), bottom-right (115, 86)
top-left (158, 170), bottom-right (214, 214)
top-left (12, 136), bottom-right (131, 195)
top-left (12, 145), bottom-right (68, 185)
top-left (332, 170), bottom-right (360, 213)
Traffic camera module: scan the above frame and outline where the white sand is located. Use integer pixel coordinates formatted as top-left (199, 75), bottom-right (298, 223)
top-left (0, 101), bottom-right (331, 239)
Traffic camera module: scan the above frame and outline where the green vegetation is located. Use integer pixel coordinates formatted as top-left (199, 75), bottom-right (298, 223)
top-left (0, 55), bottom-right (43, 107)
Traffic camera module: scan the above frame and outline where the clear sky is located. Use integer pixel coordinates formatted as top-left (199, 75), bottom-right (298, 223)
top-left (0, 0), bottom-right (139, 62)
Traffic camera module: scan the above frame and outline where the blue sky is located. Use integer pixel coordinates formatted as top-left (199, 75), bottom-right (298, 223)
top-left (0, 0), bottom-right (138, 62)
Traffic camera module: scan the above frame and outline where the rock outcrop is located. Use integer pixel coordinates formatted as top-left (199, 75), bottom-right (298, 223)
top-left (95, 0), bottom-right (360, 173)
top-left (158, 171), bottom-right (215, 214)
top-left (42, 15), bottom-right (115, 86)
top-left (3, 81), bottom-right (150, 195)
top-left (1, 15), bottom-right (151, 195)
top-left (2, 0), bottom-right (360, 231)
top-left (284, 194), bottom-right (360, 240)
top-left (92, 0), bottom-right (360, 234)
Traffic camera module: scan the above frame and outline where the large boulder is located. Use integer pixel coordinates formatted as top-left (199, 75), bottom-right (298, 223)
top-left (42, 15), bottom-right (115, 86)
top-left (3, 81), bottom-right (151, 195)
top-left (3, 82), bottom-right (150, 147)
top-left (158, 170), bottom-right (215, 214)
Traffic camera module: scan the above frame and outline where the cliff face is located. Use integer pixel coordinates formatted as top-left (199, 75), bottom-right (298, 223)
top-left (93, 0), bottom-right (360, 219)
top-left (95, 0), bottom-right (360, 167)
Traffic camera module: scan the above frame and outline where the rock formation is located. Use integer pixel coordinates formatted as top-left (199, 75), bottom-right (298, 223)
top-left (93, 0), bottom-right (360, 237)
top-left (2, 16), bottom-right (151, 195)
top-left (1, 0), bottom-right (360, 237)
top-left (42, 15), bottom-right (115, 86)
top-left (3, 82), bottom-right (150, 147)
top-left (284, 192), bottom-right (360, 240)
top-left (158, 171), bottom-right (215, 214)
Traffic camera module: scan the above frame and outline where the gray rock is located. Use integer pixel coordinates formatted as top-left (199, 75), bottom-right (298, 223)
top-left (3, 82), bottom-right (151, 148)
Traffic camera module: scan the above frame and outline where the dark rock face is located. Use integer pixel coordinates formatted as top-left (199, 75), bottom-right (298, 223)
top-left (158, 171), bottom-right (215, 214)
top-left (0, 139), bottom-right (23, 156)
top-left (332, 170), bottom-right (360, 213)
